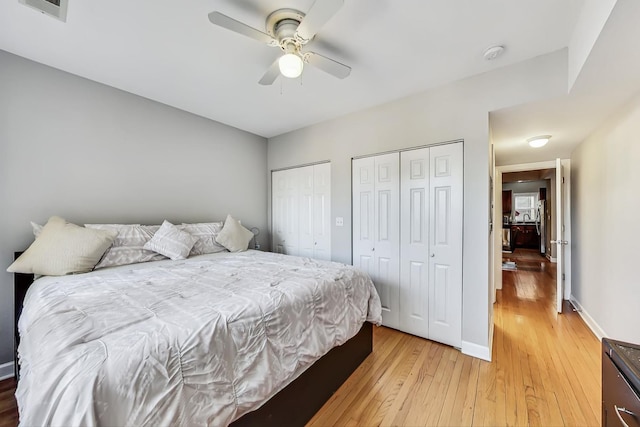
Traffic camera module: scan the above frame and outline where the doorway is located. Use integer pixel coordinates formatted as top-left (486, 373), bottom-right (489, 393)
top-left (493, 160), bottom-right (572, 313)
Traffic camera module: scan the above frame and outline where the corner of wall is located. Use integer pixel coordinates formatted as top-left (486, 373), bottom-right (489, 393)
top-left (570, 296), bottom-right (606, 340)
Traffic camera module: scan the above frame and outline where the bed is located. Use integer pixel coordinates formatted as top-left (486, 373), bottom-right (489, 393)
top-left (13, 250), bottom-right (382, 426)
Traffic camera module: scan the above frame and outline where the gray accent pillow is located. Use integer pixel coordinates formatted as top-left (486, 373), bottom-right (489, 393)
top-left (85, 224), bottom-right (165, 269)
top-left (179, 222), bottom-right (226, 256)
top-left (144, 220), bottom-right (197, 261)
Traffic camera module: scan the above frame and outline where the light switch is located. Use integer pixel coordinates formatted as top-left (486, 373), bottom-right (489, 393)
top-left (335, 217), bottom-right (344, 227)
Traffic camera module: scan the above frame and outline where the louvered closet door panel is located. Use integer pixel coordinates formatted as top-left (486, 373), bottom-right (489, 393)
top-left (373, 153), bottom-right (400, 329)
top-left (298, 166), bottom-right (315, 258)
top-left (352, 157), bottom-right (375, 280)
top-left (428, 142), bottom-right (463, 347)
top-left (400, 148), bottom-right (430, 338)
top-left (312, 163), bottom-right (331, 260)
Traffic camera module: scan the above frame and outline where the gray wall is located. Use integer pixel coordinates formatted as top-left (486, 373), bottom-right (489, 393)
top-left (267, 50), bottom-right (568, 355)
top-left (0, 50), bottom-right (268, 365)
top-left (571, 90), bottom-right (640, 343)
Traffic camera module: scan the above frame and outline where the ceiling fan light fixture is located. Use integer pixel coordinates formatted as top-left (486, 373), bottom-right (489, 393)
top-left (527, 135), bottom-right (551, 148)
top-left (278, 53), bottom-right (304, 78)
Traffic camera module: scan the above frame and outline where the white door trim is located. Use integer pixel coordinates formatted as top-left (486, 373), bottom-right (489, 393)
top-left (494, 160), bottom-right (571, 302)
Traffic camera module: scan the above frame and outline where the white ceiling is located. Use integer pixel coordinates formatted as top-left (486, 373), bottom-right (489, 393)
top-left (2, 0), bottom-right (638, 166)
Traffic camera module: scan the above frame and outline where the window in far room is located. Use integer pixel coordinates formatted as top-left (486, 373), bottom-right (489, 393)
top-left (513, 192), bottom-right (538, 222)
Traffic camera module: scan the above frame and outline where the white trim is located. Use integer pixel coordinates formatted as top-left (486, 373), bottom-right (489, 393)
top-left (497, 160), bottom-right (557, 173)
top-left (570, 296), bottom-right (606, 340)
top-left (546, 254), bottom-right (557, 263)
top-left (0, 361), bottom-right (14, 381)
top-left (462, 340), bottom-right (492, 362)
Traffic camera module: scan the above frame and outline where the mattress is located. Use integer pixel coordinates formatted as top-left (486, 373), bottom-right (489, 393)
top-left (16, 250), bottom-right (382, 426)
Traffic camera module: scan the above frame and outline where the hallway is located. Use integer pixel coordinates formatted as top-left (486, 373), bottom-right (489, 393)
top-left (494, 248), bottom-right (600, 425)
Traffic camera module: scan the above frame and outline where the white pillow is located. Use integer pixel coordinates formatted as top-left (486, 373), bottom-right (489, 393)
top-left (215, 215), bottom-right (254, 252)
top-left (85, 224), bottom-right (165, 269)
top-left (8, 216), bottom-right (118, 276)
top-left (179, 222), bottom-right (226, 256)
top-left (143, 220), bottom-right (197, 261)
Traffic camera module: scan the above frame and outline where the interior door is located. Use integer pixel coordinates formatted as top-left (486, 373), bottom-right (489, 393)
top-left (399, 148), bottom-right (430, 338)
top-left (271, 168), bottom-right (300, 255)
top-left (428, 143), bottom-right (463, 347)
top-left (312, 163), bottom-right (331, 260)
top-left (554, 158), bottom-right (566, 313)
top-left (298, 166), bottom-right (315, 258)
top-left (352, 157), bottom-right (376, 278)
top-left (352, 153), bottom-right (400, 329)
top-left (373, 153), bottom-right (400, 328)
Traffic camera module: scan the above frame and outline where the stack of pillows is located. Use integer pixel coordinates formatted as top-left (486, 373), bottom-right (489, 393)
top-left (7, 214), bottom-right (255, 277)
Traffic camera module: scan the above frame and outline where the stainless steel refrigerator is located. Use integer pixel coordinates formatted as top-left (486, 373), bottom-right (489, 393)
top-left (536, 200), bottom-right (546, 254)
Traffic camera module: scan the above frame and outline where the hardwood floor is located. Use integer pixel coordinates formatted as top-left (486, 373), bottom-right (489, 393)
top-left (308, 249), bottom-right (600, 426)
top-left (0, 249), bottom-right (600, 426)
top-left (0, 378), bottom-right (17, 427)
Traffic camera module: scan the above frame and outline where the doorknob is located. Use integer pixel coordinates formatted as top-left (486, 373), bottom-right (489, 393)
top-left (550, 240), bottom-right (569, 245)
top-left (430, 253), bottom-right (435, 257)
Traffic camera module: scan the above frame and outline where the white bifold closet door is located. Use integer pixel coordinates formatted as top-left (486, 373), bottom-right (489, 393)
top-left (272, 163), bottom-right (331, 260)
top-left (353, 142), bottom-right (462, 347)
top-left (352, 153), bottom-right (400, 328)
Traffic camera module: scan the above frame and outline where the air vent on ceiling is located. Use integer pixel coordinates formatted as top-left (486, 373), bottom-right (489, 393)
top-left (19, 0), bottom-right (68, 22)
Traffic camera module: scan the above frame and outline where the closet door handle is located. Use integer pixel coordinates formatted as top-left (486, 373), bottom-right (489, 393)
top-left (430, 253), bottom-right (435, 258)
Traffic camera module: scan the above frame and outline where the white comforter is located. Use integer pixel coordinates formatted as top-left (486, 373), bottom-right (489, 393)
top-left (16, 250), bottom-right (382, 426)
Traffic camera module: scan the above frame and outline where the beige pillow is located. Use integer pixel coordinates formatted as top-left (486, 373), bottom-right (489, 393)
top-left (215, 215), bottom-right (254, 252)
top-left (8, 216), bottom-right (118, 276)
top-left (143, 220), bottom-right (197, 261)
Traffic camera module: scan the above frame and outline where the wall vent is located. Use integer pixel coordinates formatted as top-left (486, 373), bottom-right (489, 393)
top-left (19, 0), bottom-right (68, 22)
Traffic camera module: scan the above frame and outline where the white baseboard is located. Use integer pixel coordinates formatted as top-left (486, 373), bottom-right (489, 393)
top-left (462, 340), bottom-right (492, 362)
top-left (570, 296), bottom-right (606, 340)
top-left (0, 361), bottom-right (15, 381)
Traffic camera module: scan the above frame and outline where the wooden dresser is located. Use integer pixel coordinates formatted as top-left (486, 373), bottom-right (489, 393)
top-left (603, 338), bottom-right (640, 426)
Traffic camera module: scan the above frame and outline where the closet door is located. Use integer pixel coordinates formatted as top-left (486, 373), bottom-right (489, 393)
top-left (272, 164), bottom-right (331, 260)
top-left (353, 153), bottom-right (400, 329)
top-left (312, 163), bottom-right (331, 260)
top-left (352, 157), bottom-right (375, 276)
top-left (428, 143), bottom-right (463, 347)
top-left (400, 148), bottom-right (430, 338)
top-left (298, 166), bottom-right (315, 258)
top-left (272, 168), bottom-right (300, 256)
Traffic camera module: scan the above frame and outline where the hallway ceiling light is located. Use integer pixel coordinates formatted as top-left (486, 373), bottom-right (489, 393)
top-left (527, 135), bottom-right (551, 148)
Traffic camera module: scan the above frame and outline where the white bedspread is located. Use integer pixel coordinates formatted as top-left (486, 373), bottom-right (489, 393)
top-left (16, 250), bottom-right (381, 426)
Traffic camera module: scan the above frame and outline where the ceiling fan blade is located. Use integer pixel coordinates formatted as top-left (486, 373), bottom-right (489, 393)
top-left (295, 0), bottom-right (344, 42)
top-left (208, 12), bottom-right (275, 44)
top-left (306, 52), bottom-right (351, 79)
top-left (259, 59), bottom-right (281, 85)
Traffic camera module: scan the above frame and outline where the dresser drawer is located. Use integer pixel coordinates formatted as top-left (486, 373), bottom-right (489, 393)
top-left (603, 352), bottom-right (640, 427)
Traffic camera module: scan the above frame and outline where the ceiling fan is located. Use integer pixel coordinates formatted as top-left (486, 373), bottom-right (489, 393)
top-left (208, 0), bottom-right (351, 85)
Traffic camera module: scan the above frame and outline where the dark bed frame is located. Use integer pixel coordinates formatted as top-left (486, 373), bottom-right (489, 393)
top-left (13, 252), bottom-right (373, 426)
